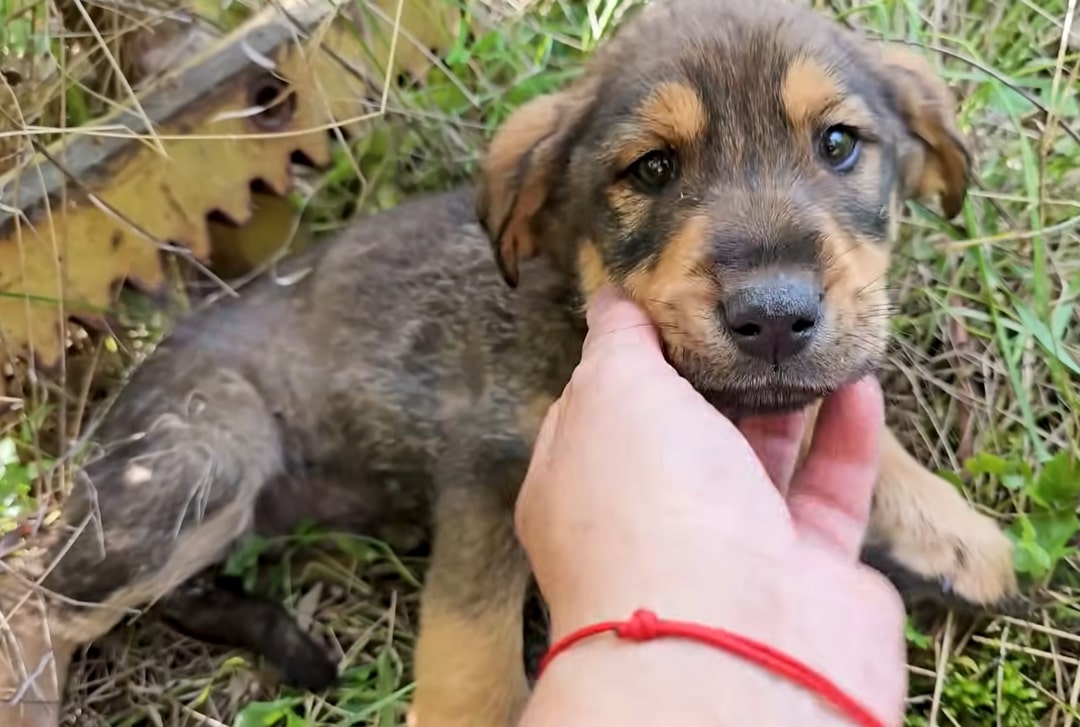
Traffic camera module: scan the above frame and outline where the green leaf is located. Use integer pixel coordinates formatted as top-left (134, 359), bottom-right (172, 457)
top-left (223, 534), bottom-right (272, 590)
top-left (0, 437), bottom-right (17, 466)
top-left (1008, 511), bottom-right (1079, 579)
top-left (1030, 452), bottom-right (1080, 511)
top-left (233, 698), bottom-right (297, 727)
top-left (1032, 511), bottom-right (1080, 562)
top-left (962, 451), bottom-right (1032, 492)
top-left (376, 648), bottom-right (397, 727)
top-left (284, 712), bottom-right (309, 727)
top-left (1008, 515), bottom-right (1047, 577)
top-left (0, 437), bottom-right (39, 523)
top-left (1013, 302), bottom-right (1080, 376)
top-left (1051, 298), bottom-right (1075, 341)
top-left (964, 452), bottom-right (1010, 477)
top-left (1012, 538), bottom-right (1052, 578)
top-left (1002, 473), bottom-right (1028, 491)
top-left (905, 618), bottom-right (932, 649)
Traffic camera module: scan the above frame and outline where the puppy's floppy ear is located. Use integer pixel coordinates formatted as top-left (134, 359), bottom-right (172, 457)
top-left (877, 43), bottom-right (972, 219)
top-left (476, 81), bottom-right (594, 287)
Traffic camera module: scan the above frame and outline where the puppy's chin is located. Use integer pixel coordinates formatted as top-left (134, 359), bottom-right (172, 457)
top-left (665, 347), bottom-right (882, 419)
top-left (698, 386), bottom-right (828, 419)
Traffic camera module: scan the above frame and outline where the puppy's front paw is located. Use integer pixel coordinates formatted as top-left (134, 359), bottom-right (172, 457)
top-left (868, 430), bottom-right (1028, 614)
top-left (864, 504), bottom-right (1022, 613)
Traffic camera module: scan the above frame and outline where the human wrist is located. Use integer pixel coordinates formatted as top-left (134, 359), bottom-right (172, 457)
top-left (539, 545), bottom-right (906, 726)
top-left (525, 632), bottom-right (860, 727)
top-left (544, 538), bottom-right (793, 643)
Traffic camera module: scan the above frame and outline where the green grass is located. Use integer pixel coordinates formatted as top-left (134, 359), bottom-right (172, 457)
top-left (2, 0), bottom-right (1080, 724)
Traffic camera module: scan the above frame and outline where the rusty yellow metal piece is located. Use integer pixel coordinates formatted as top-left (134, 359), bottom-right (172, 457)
top-left (0, 0), bottom-right (461, 370)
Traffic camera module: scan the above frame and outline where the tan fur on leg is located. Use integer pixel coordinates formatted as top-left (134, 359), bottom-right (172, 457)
top-left (867, 428), bottom-right (1018, 606)
top-left (800, 402), bottom-right (1017, 606)
top-left (410, 589), bottom-right (531, 727)
top-left (409, 485), bottom-right (532, 727)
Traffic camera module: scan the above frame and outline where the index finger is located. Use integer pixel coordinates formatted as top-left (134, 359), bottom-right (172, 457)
top-left (788, 376), bottom-right (885, 559)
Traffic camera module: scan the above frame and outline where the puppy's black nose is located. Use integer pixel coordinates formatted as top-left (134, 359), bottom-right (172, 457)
top-left (722, 276), bottom-right (822, 363)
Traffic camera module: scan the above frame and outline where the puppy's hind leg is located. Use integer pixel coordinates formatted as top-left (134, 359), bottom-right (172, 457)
top-left (156, 571), bottom-right (339, 691)
top-left (0, 367), bottom-right (284, 726)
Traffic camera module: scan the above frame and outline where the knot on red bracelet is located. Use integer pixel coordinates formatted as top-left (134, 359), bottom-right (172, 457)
top-left (614, 608), bottom-right (661, 641)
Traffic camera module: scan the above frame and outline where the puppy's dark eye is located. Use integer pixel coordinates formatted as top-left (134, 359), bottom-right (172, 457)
top-left (817, 126), bottom-right (860, 172)
top-left (627, 149), bottom-right (677, 190)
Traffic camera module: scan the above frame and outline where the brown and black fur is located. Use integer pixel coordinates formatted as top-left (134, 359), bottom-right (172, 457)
top-left (1, 1), bottom-right (1020, 725)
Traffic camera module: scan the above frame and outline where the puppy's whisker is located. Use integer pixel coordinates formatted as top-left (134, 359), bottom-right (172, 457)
top-left (822, 239), bottom-right (864, 266)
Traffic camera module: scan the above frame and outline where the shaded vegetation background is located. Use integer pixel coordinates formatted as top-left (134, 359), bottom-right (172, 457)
top-left (1, 0), bottom-right (1079, 724)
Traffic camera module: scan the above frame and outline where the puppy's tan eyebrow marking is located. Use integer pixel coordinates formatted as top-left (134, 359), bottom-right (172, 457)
top-left (782, 54), bottom-right (875, 132)
top-left (608, 83), bottom-right (707, 170)
top-left (611, 134), bottom-right (665, 169)
top-left (637, 82), bottom-right (707, 145)
top-left (782, 55), bottom-right (844, 126)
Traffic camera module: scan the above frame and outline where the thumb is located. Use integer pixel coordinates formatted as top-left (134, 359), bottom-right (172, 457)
top-left (787, 376), bottom-right (885, 559)
top-left (581, 284), bottom-right (662, 362)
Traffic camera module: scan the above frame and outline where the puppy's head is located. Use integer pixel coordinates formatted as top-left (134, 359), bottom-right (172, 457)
top-left (477, 0), bottom-right (971, 416)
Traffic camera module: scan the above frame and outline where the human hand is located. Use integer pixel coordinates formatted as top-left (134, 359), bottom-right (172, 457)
top-left (515, 284), bottom-right (906, 725)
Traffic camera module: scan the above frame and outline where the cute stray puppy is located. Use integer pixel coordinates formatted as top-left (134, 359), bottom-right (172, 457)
top-left (480, 0), bottom-right (1017, 613)
top-left (0, 0), bottom-right (1017, 726)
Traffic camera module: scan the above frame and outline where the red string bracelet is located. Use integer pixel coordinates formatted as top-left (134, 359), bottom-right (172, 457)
top-left (538, 608), bottom-right (888, 727)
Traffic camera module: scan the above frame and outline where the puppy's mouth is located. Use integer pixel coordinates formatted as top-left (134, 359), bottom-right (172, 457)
top-left (664, 347), bottom-right (881, 419)
top-left (698, 385), bottom-right (833, 418)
